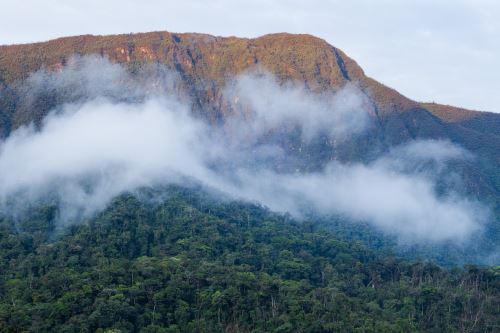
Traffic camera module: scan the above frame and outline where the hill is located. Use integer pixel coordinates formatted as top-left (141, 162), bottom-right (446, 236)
top-left (0, 187), bottom-right (498, 332)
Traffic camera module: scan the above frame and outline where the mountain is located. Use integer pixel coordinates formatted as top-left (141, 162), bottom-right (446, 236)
top-left (0, 31), bottom-right (500, 332)
top-left (0, 31), bottom-right (498, 236)
top-left (0, 32), bottom-right (497, 131)
top-left (0, 31), bottom-right (498, 177)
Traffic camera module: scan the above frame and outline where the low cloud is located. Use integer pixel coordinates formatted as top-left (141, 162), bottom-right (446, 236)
top-left (0, 98), bottom-right (212, 219)
top-left (224, 153), bottom-right (485, 243)
top-left (0, 56), bottom-right (488, 243)
top-left (224, 71), bottom-right (372, 142)
top-left (18, 55), bottom-right (180, 109)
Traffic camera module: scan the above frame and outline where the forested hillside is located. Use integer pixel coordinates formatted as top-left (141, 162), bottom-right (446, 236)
top-left (0, 31), bottom-right (499, 332)
top-left (1, 187), bottom-right (499, 332)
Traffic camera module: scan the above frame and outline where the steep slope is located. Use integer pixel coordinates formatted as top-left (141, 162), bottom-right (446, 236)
top-left (0, 32), bottom-right (495, 147)
top-left (0, 32), bottom-right (498, 237)
top-left (0, 32), bottom-right (495, 145)
top-left (0, 32), bottom-right (498, 200)
top-left (0, 32), bottom-right (468, 124)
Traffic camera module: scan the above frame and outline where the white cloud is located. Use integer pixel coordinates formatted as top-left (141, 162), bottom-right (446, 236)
top-left (224, 71), bottom-right (372, 142)
top-left (226, 151), bottom-right (484, 243)
top-left (0, 98), bottom-right (212, 218)
top-left (0, 57), bottom-right (488, 242)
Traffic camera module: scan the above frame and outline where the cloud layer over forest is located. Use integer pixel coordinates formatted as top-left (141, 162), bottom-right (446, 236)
top-left (0, 57), bottom-right (488, 242)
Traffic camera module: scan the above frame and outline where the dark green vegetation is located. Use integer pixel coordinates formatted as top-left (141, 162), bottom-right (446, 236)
top-left (315, 217), bottom-right (498, 268)
top-left (1, 187), bottom-right (499, 332)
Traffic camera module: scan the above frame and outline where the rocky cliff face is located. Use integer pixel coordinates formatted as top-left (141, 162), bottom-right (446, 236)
top-left (0, 32), bottom-right (418, 111)
top-left (1, 31), bottom-right (497, 132)
top-left (0, 31), bottom-right (498, 201)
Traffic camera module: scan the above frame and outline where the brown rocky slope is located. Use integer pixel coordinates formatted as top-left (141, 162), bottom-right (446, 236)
top-left (0, 32), bottom-right (497, 136)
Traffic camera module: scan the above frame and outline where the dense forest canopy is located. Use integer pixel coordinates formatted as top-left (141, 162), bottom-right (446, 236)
top-left (0, 186), bottom-right (499, 332)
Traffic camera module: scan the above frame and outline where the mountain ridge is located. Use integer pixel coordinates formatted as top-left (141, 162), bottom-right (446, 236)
top-left (0, 31), bottom-right (497, 132)
top-left (0, 31), bottom-right (495, 112)
top-left (0, 31), bottom-right (466, 111)
top-left (0, 31), bottom-right (498, 208)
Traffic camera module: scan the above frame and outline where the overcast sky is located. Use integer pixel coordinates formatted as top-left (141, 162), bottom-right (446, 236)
top-left (1, 0), bottom-right (498, 112)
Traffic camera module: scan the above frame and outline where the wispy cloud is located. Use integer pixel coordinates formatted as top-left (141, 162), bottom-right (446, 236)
top-left (0, 57), bottom-right (489, 243)
top-left (224, 71), bottom-right (372, 141)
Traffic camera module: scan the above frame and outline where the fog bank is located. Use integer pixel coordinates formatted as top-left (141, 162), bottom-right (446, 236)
top-left (0, 56), bottom-right (488, 242)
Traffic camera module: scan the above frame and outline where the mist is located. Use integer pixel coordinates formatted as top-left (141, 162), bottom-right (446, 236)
top-left (223, 71), bottom-right (372, 142)
top-left (0, 56), bottom-right (489, 243)
top-left (222, 151), bottom-right (485, 243)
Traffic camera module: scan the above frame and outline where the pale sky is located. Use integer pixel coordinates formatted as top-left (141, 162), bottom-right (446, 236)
top-left (1, 0), bottom-right (499, 112)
